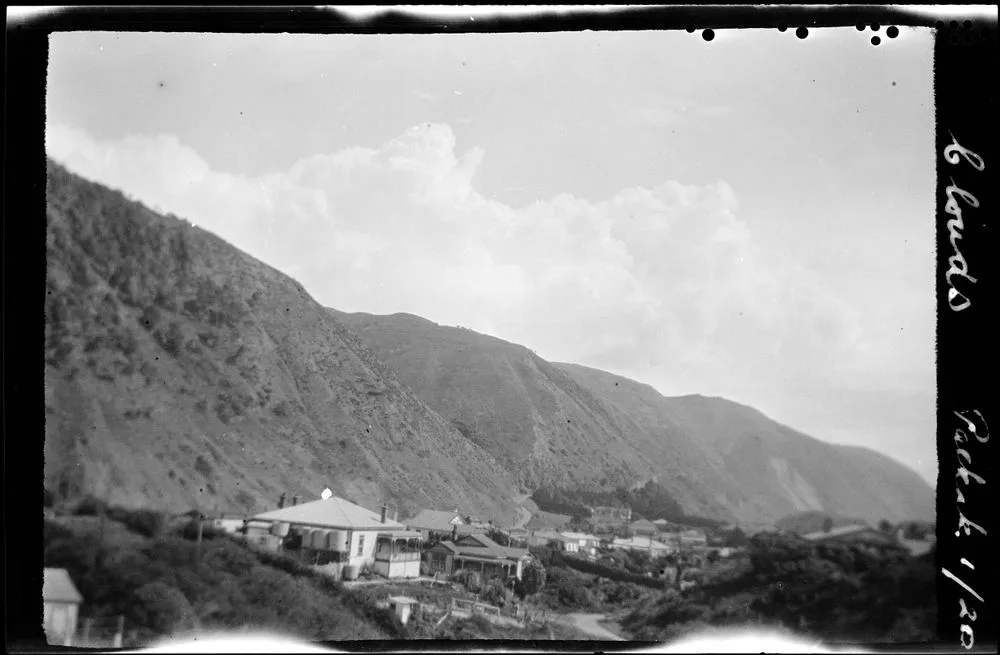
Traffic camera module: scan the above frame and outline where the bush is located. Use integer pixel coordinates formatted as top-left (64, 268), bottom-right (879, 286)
top-left (481, 578), bottom-right (510, 607)
top-left (132, 581), bottom-right (198, 635)
top-left (109, 507), bottom-right (168, 538)
top-left (453, 569), bottom-right (482, 593)
top-left (515, 559), bottom-right (547, 597)
top-left (73, 495), bottom-right (109, 517)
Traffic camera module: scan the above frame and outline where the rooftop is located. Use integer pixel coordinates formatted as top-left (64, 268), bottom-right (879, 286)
top-left (254, 496), bottom-right (405, 531)
top-left (404, 509), bottom-right (466, 532)
top-left (44, 568), bottom-right (83, 604)
top-left (802, 524), bottom-right (887, 541)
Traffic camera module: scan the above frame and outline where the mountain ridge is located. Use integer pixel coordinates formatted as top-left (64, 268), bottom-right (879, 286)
top-left (336, 313), bottom-right (935, 528)
top-left (44, 160), bottom-right (522, 523)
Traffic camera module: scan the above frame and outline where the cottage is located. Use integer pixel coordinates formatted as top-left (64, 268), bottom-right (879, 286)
top-left (250, 493), bottom-right (422, 580)
top-left (590, 504), bottom-right (632, 532)
top-left (559, 531), bottom-right (601, 556)
top-left (612, 536), bottom-right (673, 558)
top-left (528, 530), bottom-right (575, 551)
top-left (678, 528), bottom-right (708, 547)
top-left (404, 509), bottom-right (484, 541)
top-left (628, 518), bottom-right (658, 537)
top-left (211, 513), bottom-right (248, 535)
top-left (425, 533), bottom-right (530, 580)
top-left (43, 568), bottom-right (83, 647)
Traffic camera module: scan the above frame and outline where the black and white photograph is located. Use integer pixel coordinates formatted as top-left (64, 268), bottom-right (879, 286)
top-left (13, 4), bottom-right (994, 652)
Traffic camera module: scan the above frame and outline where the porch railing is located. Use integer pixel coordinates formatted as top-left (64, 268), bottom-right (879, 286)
top-left (374, 551), bottom-right (421, 562)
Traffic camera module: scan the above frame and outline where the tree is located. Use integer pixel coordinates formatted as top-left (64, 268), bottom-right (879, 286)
top-left (822, 517), bottom-right (834, 533)
top-left (517, 559), bottom-right (547, 597)
top-left (486, 527), bottom-right (512, 547)
top-left (131, 581), bottom-right (197, 635)
top-left (878, 519), bottom-right (893, 533)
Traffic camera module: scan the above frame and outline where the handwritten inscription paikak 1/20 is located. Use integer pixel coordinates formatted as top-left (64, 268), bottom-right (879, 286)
top-left (942, 409), bottom-right (990, 649)
top-left (942, 133), bottom-right (986, 312)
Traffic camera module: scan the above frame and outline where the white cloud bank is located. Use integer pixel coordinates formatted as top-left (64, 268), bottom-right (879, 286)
top-left (46, 122), bottom-right (929, 471)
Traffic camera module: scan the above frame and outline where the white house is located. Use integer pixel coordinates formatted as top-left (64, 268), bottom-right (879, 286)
top-left (250, 493), bottom-right (423, 580)
top-left (559, 531), bottom-right (601, 556)
top-left (612, 536), bottom-right (673, 558)
top-left (43, 568), bottom-right (83, 647)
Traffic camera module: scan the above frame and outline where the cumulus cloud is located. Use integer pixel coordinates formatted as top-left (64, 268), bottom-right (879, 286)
top-left (46, 122), bottom-right (884, 408)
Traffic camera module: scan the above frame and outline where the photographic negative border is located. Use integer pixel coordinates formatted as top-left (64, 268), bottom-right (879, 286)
top-left (6, 5), bottom-right (997, 652)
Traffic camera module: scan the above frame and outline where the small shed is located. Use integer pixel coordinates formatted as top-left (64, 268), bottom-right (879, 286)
top-left (387, 595), bottom-right (418, 625)
top-left (43, 568), bottom-right (83, 646)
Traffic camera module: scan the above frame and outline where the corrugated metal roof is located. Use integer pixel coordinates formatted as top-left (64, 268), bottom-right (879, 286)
top-left (613, 536), bottom-right (671, 550)
top-left (254, 497), bottom-right (404, 530)
top-left (404, 509), bottom-right (465, 532)
top-left (44, 568), bottom-right (83, 604)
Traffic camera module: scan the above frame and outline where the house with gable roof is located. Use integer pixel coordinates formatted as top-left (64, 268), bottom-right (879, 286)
top-left (404, 508), bottom-right (485, 541)
top-left (425, 532), bottom-right (531, 580)
top-left (250, 494), bottom-right (423, 580)
top-left (43, 568), bottom-right (83, 646)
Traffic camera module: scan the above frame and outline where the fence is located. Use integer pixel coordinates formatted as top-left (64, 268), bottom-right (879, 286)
top-left (73, 615), bottom-right (124, 648)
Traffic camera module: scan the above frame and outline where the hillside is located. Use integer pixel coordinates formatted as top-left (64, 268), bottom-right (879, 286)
top-left (330, 310), bottom-right (741, 521)
top-left (43, 160), bottom-right (521, 522)
top-left (557, 364), bottom-right (935, 527)
top-left (332, 312), bottom-right (934, 528)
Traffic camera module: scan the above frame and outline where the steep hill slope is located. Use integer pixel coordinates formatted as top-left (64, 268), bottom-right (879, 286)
top-left (43, 160), bottom-right (521, 522)
top-left (558, 363), bottom-right (936, 527)
top-left (330, 310), bottom-right (742, 522)
top-left (331, 311), bottom-right (934, 527)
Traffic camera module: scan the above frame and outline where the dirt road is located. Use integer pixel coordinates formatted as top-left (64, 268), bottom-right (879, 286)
top-left (557, 613), bottom-right (626, 641)
top-left (512, 494), bottom-right (533, 529)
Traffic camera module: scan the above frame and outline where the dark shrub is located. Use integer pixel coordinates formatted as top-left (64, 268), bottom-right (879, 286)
top-left (131, 581), bottom-right (197, 635)
top-left (73, 495), bottom-right (109, 517)
top-left (109, 507), bottom-right (167, 538)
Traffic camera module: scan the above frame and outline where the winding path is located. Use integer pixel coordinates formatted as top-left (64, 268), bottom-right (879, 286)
top-left (557, 613), bottom-right (626, 641)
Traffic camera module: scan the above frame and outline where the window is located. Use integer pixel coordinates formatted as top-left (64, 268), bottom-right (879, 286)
top-left (357, 534), bottom-right (365, 556)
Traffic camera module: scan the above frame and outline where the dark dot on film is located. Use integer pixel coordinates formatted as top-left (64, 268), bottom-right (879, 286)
top-left (963, 20), bottom-right (972, 30)
top-left (949, 20), bottom-right (958, 29)
top-left (778, 23), bottom-right (787, 32)
top-left (856, 23), bottom-right (865, 31)
top-left (887, 26), bottom-right (899, 39)
top-left (872, 36), bottom-right (881, 46)
top-left (871, 23), bottom-right (880, 32)
top-left (702, 29), bottom-right (715, 42)
top-left (934, 20), bottom-right (944, 30)
top-left (685, 24), bottom-right (695, 33)
top-left (796, 27), bottom-right (808, 39)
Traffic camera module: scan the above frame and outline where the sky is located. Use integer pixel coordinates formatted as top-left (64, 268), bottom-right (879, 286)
top-left (46, 26), bottom-right (937, 485)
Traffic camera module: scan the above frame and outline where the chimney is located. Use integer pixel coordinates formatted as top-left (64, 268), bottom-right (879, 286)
top-left (380, 503), bottom-right (388, 524)
top-left (391, 506), bottom-right (399, 522)
top-left (278, 493), bottom-right (286, 509)
top-left (292, 495), bottom-right (299, 507)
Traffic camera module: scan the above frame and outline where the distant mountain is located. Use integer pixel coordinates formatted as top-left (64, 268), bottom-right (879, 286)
top-left (44, 160), bottom-right (522, 522)
top-left (333, 313), bottom-right (936, 528)
top-left (329, 309), bottom-right (742, 522)
top-left (558, 363), bottom-right (935, 528)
